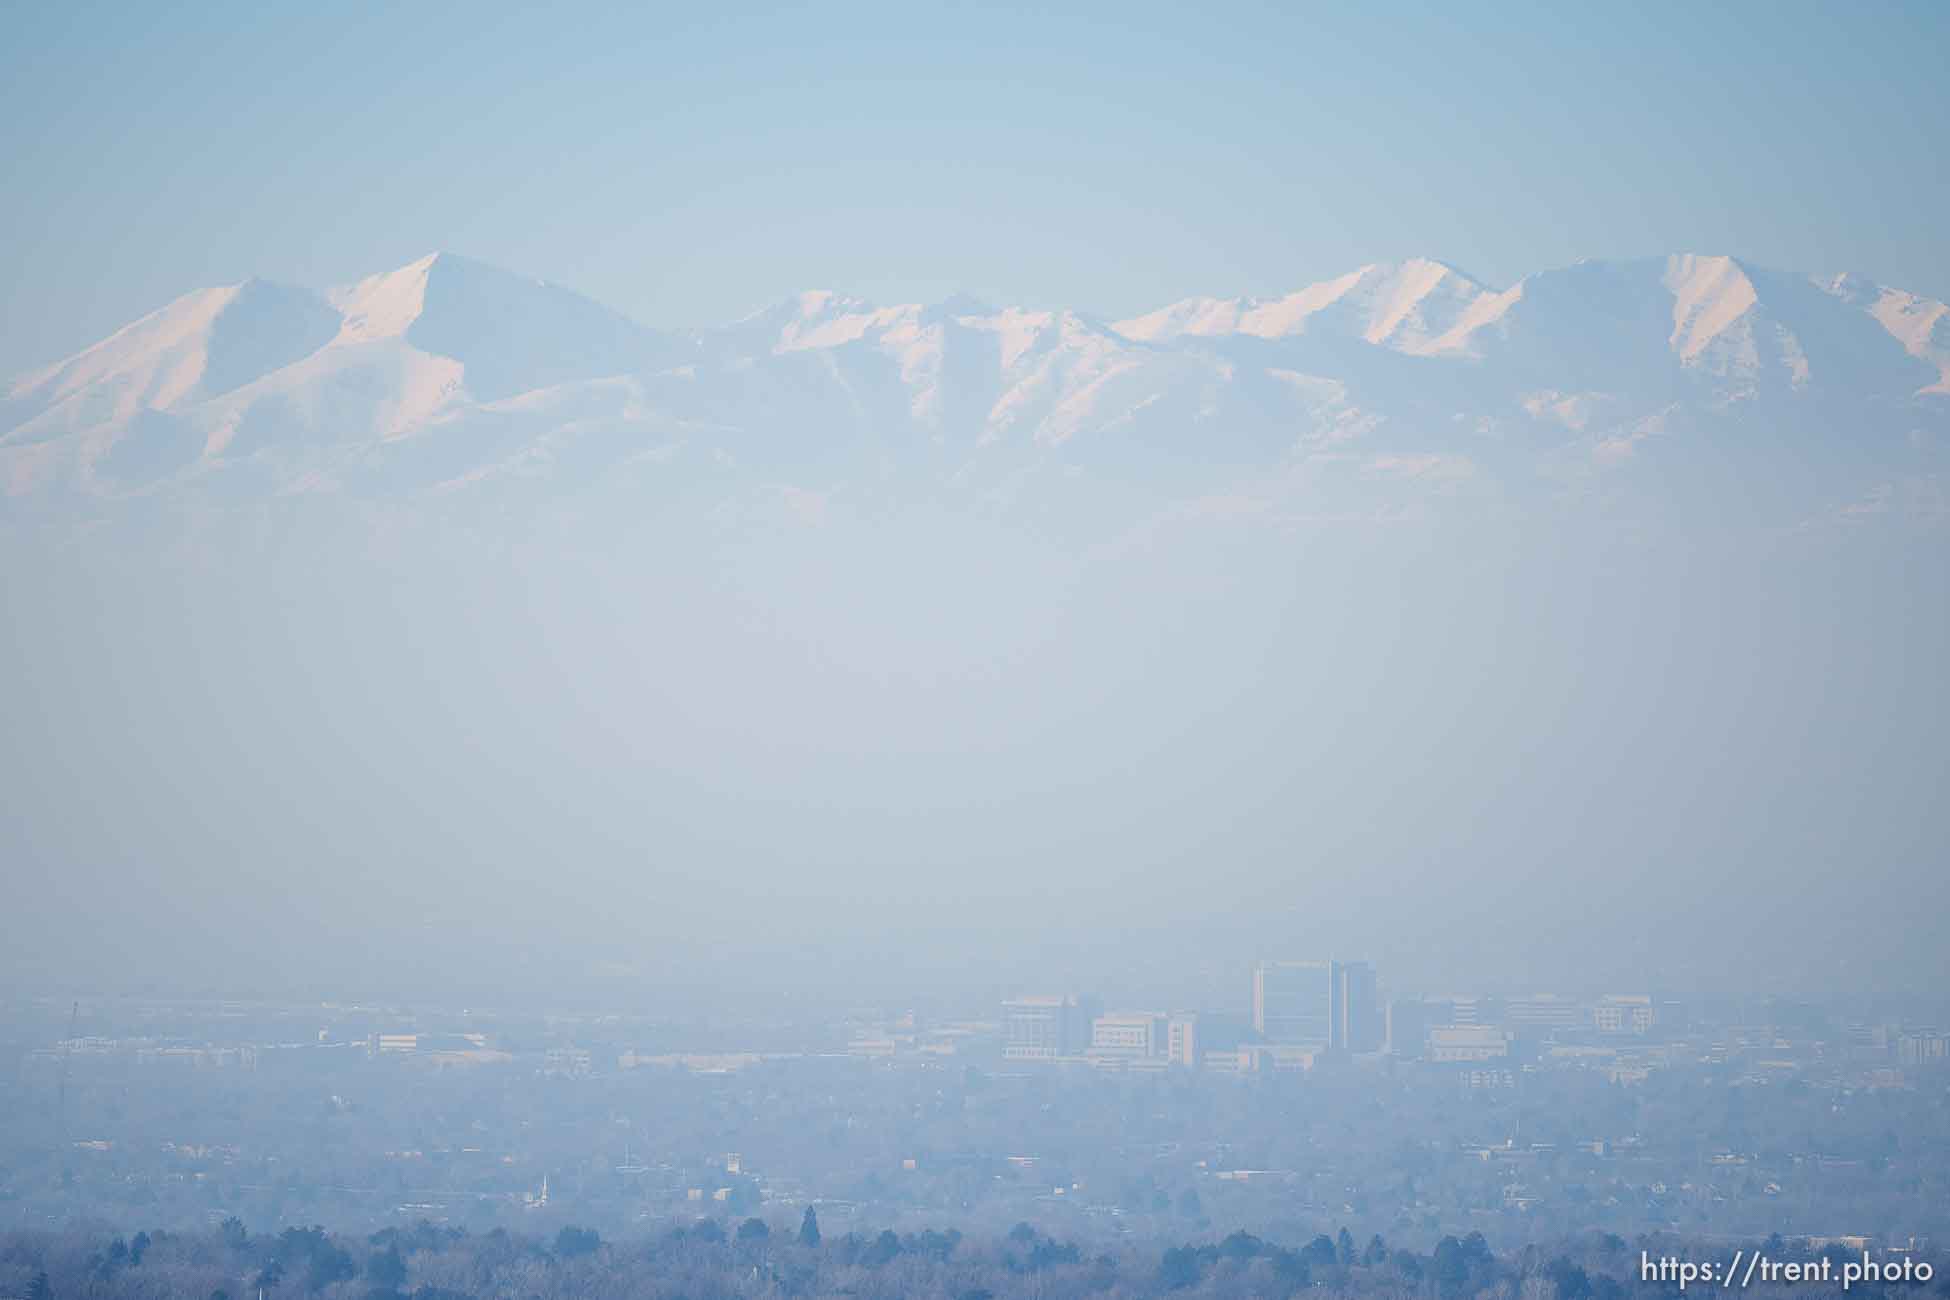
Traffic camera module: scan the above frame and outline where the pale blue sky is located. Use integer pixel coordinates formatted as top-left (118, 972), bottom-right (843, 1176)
top-left (3, 1), bottom-right (1947, 376)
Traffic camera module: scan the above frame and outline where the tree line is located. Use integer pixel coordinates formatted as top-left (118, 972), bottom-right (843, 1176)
top-left (1, 1215), bottom-right (1942, 1299)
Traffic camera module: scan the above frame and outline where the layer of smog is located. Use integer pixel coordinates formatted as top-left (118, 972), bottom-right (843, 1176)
top-left (2, 6), bottom-right (1946, 1298)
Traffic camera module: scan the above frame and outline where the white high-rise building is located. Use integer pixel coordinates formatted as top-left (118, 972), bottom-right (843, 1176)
top-left (1166, 1014), bottom-right (1198, 1066)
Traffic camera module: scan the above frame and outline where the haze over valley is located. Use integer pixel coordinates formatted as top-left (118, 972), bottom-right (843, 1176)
top-left (4, 8), bottom-right (1949, 1291)
top-left (3, 248), bottom-right (1944, 1004)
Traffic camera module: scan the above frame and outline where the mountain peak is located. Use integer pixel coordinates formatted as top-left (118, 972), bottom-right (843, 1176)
top-left (728, 290), bottom-right (878, 333)
top-left (326, 251), bottom-right (578, 343)
top-left (401, 249), bottom-right (506, 275)
top-left (1662, 253), bottom-right (1759, 362)
top-left (327, 254), bottom-right (444, 344)
top-left (1112, 257), bottom-right (1495, 350)
top-left (1364, 256), bottom-right (1485, 287)
top-left (312, 253), bottom-right (658, 398)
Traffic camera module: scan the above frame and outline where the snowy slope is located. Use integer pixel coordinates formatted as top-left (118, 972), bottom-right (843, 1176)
top-left (0, 253), bottom-right (669, 497)
top-left (3, 251), bottom-right (1945, 521)
top-left (1115, 259), bottom-right (1494, 354)
top-left (328, 251), bottom-right (662, 401)
top-left (0, 279), bottom-right (339, 443)
top-left (725, 291), bottom-right (1201, 444)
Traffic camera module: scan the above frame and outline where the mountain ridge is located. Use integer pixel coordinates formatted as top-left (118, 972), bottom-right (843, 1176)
top-left (3, 251), bottom-right (1945, 520)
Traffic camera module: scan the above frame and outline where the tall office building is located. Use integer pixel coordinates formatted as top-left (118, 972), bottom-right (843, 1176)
top-left (1254, 960), bottom-right (1335, 1045)
top-left (1252, 959), bottom-right (1379, 1052)
top-left (1339, 960), bottom-right (1381, 1053)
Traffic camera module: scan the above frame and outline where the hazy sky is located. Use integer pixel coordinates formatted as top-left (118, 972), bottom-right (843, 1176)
top-left (3, 505), bottom-right (1945, 1003)
top-left (4, 1), bottom-right (1949, 376)
top-left (3, 4), bottom-right (1947, 1009)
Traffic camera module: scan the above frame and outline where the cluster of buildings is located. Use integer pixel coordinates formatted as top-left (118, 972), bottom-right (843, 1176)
top-left (1895, 1030), bottom-right (1949, 1065)
top-left (1000, 997), bottom-right (1201, 1068)
top-left (1387, 993), bottom-right (1676, 1063)
top-left (23, 1036), bottom-right (259, 1071)
top-left (1003, 959), bottom-right (1387, 1073)
top-left (1000, 962), bottom-right (1693, 1074)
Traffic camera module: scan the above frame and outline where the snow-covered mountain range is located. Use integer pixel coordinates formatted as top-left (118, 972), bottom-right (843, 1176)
top-left (4, 251), bottom-right (1946, 524)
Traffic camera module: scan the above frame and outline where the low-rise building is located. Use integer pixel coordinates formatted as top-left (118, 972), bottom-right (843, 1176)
top-left (1898, 1031), bottom-right (1949, 1065)
top-left (1429, 1025), bottom-right (1513, 1062)
top-left (1593, 995), bottom-right (1656, 1035)
top-left (1088, 1012), bottom-right (1164, 1058)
